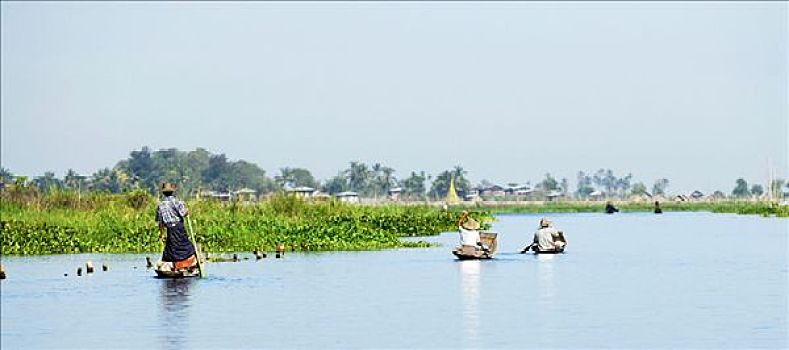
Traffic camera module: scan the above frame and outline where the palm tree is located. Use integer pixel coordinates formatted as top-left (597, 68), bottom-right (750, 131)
top-left (275, 167), bottom-right (297, 188)
top-left (381, 166), bottom-right (396, 189)
top-left (34, 172), bottom-right (62, 193)
top-left (371, 163), bottom-right (383, 197)
top-left (347, 162), bottom-right (371, 195)
top-left (452, 165), bottom-right (466, 179)
top-left (653, 178), bottom-right (670, 196)
top-left (63, 169), bottom-right (80, 190)
top-left (369, 163), bottom-right (397, 197)
top-left (90, 168), bottom-right (115, 193)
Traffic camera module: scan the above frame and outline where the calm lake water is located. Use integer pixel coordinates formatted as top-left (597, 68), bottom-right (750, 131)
top-left (1, 212), bottom-right (787, 349)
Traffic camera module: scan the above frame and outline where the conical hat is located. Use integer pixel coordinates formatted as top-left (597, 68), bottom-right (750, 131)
top-left (463, 218), bottom-right (480, 230)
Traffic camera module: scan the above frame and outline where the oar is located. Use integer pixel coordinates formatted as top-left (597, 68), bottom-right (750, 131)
top-left (185, 216), bottom-right (205, 278)
top-left (520, 243), bottom-right (535, 254)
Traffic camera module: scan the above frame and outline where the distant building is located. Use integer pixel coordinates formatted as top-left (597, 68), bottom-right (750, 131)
top-left (514, 188), bottom-right (534, 196)
top-left (481, 185), bottom-right (506, 198)
top-left (546, 190), bottom-right (564, 201)
top-left (503, 184), bottom-right (533, 196)
top-left (234, 188), bottom-right (258, 202)
top-left (388, 187), bottom-right (402, 201)
top-left (589, 190), bottom-right (604, 200)
top-left (465, 193), bottom-right (482, 202)
top-left (336, 191), bottom-right (360, 203)
top-left (287, 186), bottom-right (316, 198)
top-left (689, 190), bottom-right (704, 200)
top-left (312, 192), bottom-right (332, 201)
top-left (199, 190), bottom-right (231, 202)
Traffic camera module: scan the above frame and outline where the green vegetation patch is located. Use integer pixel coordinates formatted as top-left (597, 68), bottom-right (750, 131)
top-left (467, 201), bottom-right (788, 217)
top-left (0, 192), bottom-right (491, 255)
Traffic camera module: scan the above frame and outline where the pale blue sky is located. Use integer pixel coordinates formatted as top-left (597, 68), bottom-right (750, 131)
top-left (1, 1), bottom-right (786, 194)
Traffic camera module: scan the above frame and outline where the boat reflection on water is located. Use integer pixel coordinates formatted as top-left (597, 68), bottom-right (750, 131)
top-left (158, 278), bottom-right (195, 350)
top-left (459, 260), bottom-right (481, 347)
top-left (536, 254), bottom-right (556, 345)
top-left (537, 254), bottom-right (556, 304)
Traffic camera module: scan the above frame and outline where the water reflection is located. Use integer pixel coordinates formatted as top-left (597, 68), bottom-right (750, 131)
top-left (459, 260), bottom-right (481, 347)
top-left (537, 254), bottom-right (555, 304)
top-left (158, 278), bottom-right (195, 350)
top-left (536, 254), bottom-right (556, 346)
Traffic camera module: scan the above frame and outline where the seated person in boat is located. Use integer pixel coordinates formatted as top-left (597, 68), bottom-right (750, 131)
top-left (457, 211), bottom-right (488, 251)
top-left (605, 201), bottom-right (619, 214)
top-left (530, 218), bottom-right (566, 252)
top-left (654, 201), bottom-right (663, 214)
top-left (155, 182), bottom-right (198, 272)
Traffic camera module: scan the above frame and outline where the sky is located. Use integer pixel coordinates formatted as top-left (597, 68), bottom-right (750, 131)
top-left (1, 1), bottom-right (786, 194)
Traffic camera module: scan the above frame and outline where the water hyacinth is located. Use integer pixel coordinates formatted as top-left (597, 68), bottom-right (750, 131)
top-left (0, 192), bottom-right (493, 255)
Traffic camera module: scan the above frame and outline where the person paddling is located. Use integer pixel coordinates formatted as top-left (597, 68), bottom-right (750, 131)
top-left (654, 201), bottom-right (663, 214)
top-left (155, 182), bottom-right (198, 273)
top-left (457, 210), bottom-right (488, 252)
top-left (523, 218), bottom-right (566, 253)
top-left (605, 201), bottom-right (619, 214)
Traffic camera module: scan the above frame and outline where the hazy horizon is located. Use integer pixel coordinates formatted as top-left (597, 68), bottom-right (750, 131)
top-left (2, 2), bottom-right (786, 194)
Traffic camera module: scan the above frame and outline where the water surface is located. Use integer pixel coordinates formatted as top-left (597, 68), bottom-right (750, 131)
top-left (1, 212), bottom-right (786, 348)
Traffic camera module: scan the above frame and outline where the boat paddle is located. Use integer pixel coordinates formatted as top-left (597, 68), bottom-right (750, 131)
top-left (185, 216), bottom-right (205, 278)
top-left (520, 243), bottom-right (535, 254)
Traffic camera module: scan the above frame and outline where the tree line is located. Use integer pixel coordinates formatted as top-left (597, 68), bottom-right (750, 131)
top-left (0, 147), bottom-right (786, 200)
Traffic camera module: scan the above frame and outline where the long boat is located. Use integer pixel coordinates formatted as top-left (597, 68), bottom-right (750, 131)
top-left (154, 267), bottom-right (200, 279)
top-left (533, 248), bottom-right (565, 255)
top-left (452, 232), bottom-right (498, 260)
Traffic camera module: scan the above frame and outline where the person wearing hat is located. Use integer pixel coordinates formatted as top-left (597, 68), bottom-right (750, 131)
top-left (457, 210), bottom-right (487, 251)
top-left (528, 217), bottom-right (566, 252)
top-left (155, 182), bottom-right (197, 271)
top-left (605, 201), bottom-right (620, 214)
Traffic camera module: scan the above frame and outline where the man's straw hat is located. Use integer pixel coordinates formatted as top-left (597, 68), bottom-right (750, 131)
top-left (463, 218), bottom-right (480, 230)
top-left (161, 182), bottom-right (177, 193)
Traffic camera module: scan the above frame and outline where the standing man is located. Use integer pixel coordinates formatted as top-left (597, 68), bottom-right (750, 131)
top-left (654, 201), bottom-right (663, 214)
top-left (156, 182), bottom-right (197, 272)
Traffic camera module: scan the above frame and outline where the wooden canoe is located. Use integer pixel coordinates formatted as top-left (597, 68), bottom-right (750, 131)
top-left (452, 232), bottom-right (498, 260)
top-left (534, 249), bottom-right (565, 255)
top-left (154, 268), bottom-right (200, 279)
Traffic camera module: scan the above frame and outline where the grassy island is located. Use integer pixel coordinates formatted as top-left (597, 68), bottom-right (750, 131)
top-left (0, 191), bottom-right (492, 255)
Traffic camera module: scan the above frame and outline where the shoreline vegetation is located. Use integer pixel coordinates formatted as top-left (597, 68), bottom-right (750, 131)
top-left (461, 200), bottom-right (789, 217)
top-left (0, 191), bottom-right (493, 255)
top-left (0, 190), bottom-right (785, 256)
